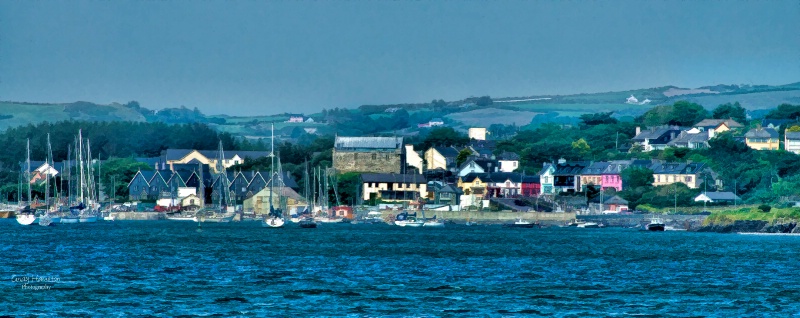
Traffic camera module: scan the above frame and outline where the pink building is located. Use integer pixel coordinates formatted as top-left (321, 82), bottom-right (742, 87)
top-left (601, 161), bottom-right (628, 191)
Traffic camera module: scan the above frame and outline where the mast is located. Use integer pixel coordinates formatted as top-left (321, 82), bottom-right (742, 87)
top-left (26, 138), bottom-right (31, 205)
top-left (78, 130), bottom-right (85, 204)
top-left (268, 123), bottom-right (275, 217)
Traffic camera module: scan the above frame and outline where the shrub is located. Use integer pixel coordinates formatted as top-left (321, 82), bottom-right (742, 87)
top-left (759, 205), bottom-right (772, 212)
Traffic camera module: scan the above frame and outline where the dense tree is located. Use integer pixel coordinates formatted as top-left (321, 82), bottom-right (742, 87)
top-left (712, 102), bottom-right (747, 123)
top-left (416, 127), bottom-right (470, 150)
top-left (455, 149), bottom-right (473, 167)
top-left (579, 112), bottom-right (618, 126)
top-left (765, 104), bottom-right (800, 120)
top-left (639, 101), bottom-right (709, 127)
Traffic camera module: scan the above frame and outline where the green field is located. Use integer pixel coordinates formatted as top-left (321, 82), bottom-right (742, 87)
top-left (445, 108), bottom-right (541, 127)
top-left (0, 102), bottom-right (145, 131)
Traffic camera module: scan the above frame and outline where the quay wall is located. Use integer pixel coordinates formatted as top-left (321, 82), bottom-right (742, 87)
top-left (111, 212), bottom-right (164, 220)
top-left (579, 214), bottom-right (709, 230)
top-left (409, 211), bottom-right (576, 224)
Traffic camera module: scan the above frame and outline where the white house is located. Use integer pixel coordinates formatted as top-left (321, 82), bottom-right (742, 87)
top-left (497, 152), bottom-right (520, 172)
top-left (539, 163), bottom-right (555, 195)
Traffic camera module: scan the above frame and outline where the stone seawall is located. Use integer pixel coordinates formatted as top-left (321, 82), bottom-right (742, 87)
top-left (404, 211), bottom-right (576, 224)
top-left (579, 214), bottom-right (709, 230)
top-left (111, 212), bottom-right (164, 221)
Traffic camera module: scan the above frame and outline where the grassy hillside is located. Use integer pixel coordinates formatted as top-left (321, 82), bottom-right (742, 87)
top-left (0, 101), bottom-right (146, 131)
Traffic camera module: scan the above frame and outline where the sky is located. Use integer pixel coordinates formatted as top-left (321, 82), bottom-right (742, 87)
top-left (1, 1), bottom-right (798, 116)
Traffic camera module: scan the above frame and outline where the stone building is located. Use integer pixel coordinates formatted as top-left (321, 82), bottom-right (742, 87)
top-left (333, 136), bottom-right (404, 174)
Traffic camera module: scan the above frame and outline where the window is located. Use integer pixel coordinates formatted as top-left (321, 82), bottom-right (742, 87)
top-left (685, 176), bottom-right (692, 182)
top-left (513, 162), bottom-right (517, 167)
top-left (190, 199), bottom-right (195, 205)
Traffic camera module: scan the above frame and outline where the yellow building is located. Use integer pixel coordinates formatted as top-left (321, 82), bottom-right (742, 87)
top-left (162, 149), bottom-right (269, 173)
top-left (745, 127), bottom-right (780, 150)
top-left (457, 174), bottom-right (487, 196)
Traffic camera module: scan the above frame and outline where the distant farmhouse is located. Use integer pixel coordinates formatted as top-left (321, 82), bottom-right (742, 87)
top-left (333, 136), bottom-right (405, 174)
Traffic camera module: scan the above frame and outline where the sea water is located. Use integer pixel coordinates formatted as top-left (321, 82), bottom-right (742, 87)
top-left (2, 220), bottom-right (800, 316)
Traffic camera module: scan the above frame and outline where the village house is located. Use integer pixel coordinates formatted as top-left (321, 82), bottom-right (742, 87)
top-left (481, 172), bottom-right (524, 198)
top-left (361, 173), bottom-right (427, 202)
top-left (496, 152), bottom-right (520, 172)
top-left (666, 129), bottom-right (713, 149)
top-left (693, 119), bottom-right (743, 133)
top-left (538, 163), bottom-right (556, 195)
top-left (631, 126), bottom-right (683, 152)
top-left (457, 173), bottom-right (487, 197)
top-left (468, 127), bottom-right (487, 141)
top-left (424, 146), bottom-right (460, 171)
top-left (553, 159), bottom-right (589, 193)
top-left (650, 161), bottom-right (708, 189)
top-left (333, 136), bottom-right (404, 174)
top-left (520, 175), bottom-right (541, 197)
top-left (785, 130), bottom-right (800, 154)
top-left (161, 149), bottom-right (269, 173)
top-left (428, 181), bottom-right (462, 206)
top-left (580, 162), bottom-right (609, 191)
top-left (404, 145), bottom-right (424, 174)
top-left (694, 191), bottom-right (741, 204)
top-left (286, 115), bottom-right (304, 123)
top-left (744, 127), bottom-right (780, 150)
top-left (457, 157), bottom-right (499, 177)
top-left (243, 186), bottom-right (308, 217)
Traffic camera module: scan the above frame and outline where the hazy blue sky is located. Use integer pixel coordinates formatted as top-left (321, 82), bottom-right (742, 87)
top-left (1, 1), bottom-right (798, 115)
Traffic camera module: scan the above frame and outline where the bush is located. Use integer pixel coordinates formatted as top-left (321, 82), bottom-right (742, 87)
top-left (759, 205), bottom-right (772, 212)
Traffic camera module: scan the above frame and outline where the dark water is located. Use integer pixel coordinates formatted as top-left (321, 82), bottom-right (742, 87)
top-left (3, 220), bottom-right (800, 317)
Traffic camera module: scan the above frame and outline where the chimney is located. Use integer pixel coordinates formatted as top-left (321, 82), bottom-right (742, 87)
top-left (154, 162), bottom-right (158, 170)
top-left (708, 128), bottom-right (715, 139)
top-left (635, 126), bottom-right (641, 136)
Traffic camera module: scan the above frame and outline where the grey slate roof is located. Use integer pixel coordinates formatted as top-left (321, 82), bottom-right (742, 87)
top-left (435, 146), bottom-right (460, 158)
top-left (649, 162), bottom-right (706, 174)
top-left (581, 162), bottom-right (611, 175)
top-left (334, 137), bottom-right (403, 150)
top-left (163, 149), bottom-right (270, 161)
top-left (361, 173), bottom-right (427, 184)
top-left (786, 131), bottom-right (800, 140)
top-left (632, 127), bottom-right (684, 144)
top-left (497, 151), bottom-right (520, 161)
top-left (667, 130), bottom-right (711, 147)
top-left (554, 162), bottom-right (590, 176)
top-left (745, 127), bottom-right (779, 139)
top-left (458, 157), bottom-right (499, 172)
top-left (694, 119), bottom-right (743, 129)
top-left (699, 191), bottom-right (741, 201)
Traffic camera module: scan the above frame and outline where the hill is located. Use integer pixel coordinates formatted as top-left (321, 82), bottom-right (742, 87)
top-left (2, 81), bottom-right (798, 137)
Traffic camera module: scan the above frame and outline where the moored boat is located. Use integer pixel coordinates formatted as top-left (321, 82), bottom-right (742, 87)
top-left (505, 218), bottom-right (538, 228)
top-left (394, 211), bottom-right (424, 227)
top-left (298, 217), bottom-right (317, 228)
top-left (646, 216), bottom-right (666, 231)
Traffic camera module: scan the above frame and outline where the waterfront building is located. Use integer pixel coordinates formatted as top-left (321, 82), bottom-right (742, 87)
top-left (538, 163), bottom-right (555, 195)
top-left (694, 191), bottom-right (741, 204)
top-left (333, 136), bottom-right (404, 174)
top-left (360, 173), bottom-right (427, 202)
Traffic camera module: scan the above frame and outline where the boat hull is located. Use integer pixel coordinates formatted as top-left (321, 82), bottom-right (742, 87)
top-left (16, 214), bottom-right (38, 225)
top-left (79, 216), bottom-right (98, 223)
top-left (505, 223), bottom-right (536, 228)
top-left (262, 217), bottom-right (285, 228)
top-left (395, 220), bottom-right (424, 227)
top-left (299, 220), bottom-right (318, 228)
top-left (646, 223), bottom-right (665, 231)
top-left (61, 217), bottom-right (80, 224)
top-left (423, 221), bottom-right (445, 227)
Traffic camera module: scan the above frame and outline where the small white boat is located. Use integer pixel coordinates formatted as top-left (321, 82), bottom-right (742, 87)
top-left (16, 214), bottom-right (38, 226)
top-left (396, 219), bottom-right (424, 227)
top-left (577, 222), bottom-right (600, 228)
top-left (422, 219), bottom-right (445, 227)
top-left (262, 216), bottom-right (285, 228)
top-left (166, 213), bottom-right (197, 221)
top-left (198, 213), bottom-right (235, 223)
top-left (39, 215), bottom-right (53, 227)
top-left (103, 215), bottom-right (116, 221)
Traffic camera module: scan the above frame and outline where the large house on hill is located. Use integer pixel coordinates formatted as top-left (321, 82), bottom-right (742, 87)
top-left (745, 127), bottom-right (780, 150)
top-left (333, 136), bottom-right (404, 174)
top-left (361, 173), bottom-right (427, 202)
top-left (631, 126), bottom-right (683, 152)
top-left (161, 149), bottom-right (269, 173)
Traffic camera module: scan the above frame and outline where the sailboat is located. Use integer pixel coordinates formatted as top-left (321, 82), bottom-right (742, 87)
top-left (263, 124), bottom-right (285, 228)
top-left (16, 139), bottom-right (38, 226)
top-left (39, 134), bottom-right (61, 226)
top-left (198, 141), bottom-right (235, 223)
top-left (79, 131), bottom-right (97, 223)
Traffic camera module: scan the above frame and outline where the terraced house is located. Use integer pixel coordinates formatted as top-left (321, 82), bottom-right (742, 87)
top-left (650, 161), bottom-right (709, 189)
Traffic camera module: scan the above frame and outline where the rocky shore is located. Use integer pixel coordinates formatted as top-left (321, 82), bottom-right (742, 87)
top-left (697, 220), bottom-right (799, 234)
